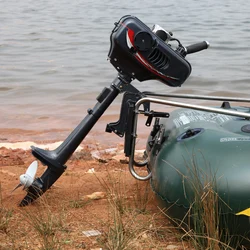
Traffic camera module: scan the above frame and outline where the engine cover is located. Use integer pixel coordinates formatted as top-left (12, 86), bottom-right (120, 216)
top-left (108, 15), bottom-right (191, 87)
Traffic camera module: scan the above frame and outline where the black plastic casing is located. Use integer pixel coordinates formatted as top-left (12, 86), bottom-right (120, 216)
top-left (108, 15), bottom-right (192, 87)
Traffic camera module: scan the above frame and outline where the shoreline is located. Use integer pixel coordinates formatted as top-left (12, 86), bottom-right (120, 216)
top-left (0, 109), bottom-right (153, 151)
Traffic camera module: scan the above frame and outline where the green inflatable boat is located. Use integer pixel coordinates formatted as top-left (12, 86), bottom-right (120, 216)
top-left (145, 103), bottom-right (250, 241)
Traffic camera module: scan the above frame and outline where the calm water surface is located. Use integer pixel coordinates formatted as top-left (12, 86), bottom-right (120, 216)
top-left (1, 0), bottom-right (250, 141)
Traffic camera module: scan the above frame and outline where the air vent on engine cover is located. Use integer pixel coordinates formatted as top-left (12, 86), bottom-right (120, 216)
top-left (148, 48), bottom-right (169, 69)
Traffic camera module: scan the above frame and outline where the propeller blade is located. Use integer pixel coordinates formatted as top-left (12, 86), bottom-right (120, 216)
top-left (25, 161), bottom-right (38, 179)
top-left (11, 183), bottom-right (22, 193)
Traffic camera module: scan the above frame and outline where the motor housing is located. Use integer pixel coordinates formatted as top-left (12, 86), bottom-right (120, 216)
top-left (108, 15), bottom-right (191, 87)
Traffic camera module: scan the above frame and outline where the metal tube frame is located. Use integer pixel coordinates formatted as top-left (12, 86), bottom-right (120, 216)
top-left (143, 92), bottom-right (250, 102)
top-left (129, 95), bottom-right (250, 181)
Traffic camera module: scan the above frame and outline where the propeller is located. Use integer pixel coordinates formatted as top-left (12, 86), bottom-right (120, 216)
top-left (12, 161), bottom-right (38, 192)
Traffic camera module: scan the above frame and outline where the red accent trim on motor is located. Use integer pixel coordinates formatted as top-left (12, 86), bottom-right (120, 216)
top-left (122, 22), bottom-right (178, 82)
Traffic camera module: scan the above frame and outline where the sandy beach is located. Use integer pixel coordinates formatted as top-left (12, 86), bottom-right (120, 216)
top-left (0, 128), bottom-right (193, 250)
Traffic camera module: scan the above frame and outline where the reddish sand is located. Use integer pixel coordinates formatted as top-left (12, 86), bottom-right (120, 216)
top-left (0, 125), bottom-right (193, 250)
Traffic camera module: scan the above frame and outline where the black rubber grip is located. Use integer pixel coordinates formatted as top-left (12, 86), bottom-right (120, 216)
top-left (186, 41), bottom-right (209, 54)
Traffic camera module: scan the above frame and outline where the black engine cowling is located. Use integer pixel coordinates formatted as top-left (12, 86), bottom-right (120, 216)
top-left (108, 15), bottom-right (191, 87)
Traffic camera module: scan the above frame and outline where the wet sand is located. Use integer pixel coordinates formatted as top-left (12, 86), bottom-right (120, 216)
top-left (0, 111), bottom-right (153, 151)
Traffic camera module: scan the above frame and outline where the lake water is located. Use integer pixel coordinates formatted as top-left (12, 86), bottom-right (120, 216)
top-left (1, 0), bottom-right (250, 142)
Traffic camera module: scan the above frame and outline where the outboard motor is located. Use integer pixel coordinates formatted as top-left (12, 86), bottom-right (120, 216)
top-left (18, 15), bottom-right (208, 206)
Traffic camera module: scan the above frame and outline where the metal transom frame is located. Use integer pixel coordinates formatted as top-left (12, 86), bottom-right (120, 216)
top-left (128, 94), bottom-right (250, 181)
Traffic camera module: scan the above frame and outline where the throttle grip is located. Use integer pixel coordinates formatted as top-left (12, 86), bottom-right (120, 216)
top-left (186, 41), bottom-right (209, 54)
